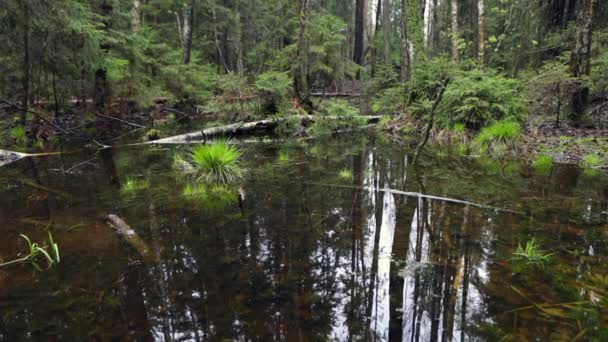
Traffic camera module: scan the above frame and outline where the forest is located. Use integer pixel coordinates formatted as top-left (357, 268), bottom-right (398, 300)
top-left (1, 0), bottom-right (608, 341)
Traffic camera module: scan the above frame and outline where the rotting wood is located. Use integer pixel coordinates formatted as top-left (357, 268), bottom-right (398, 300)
top-left (106, 214), bottom-right (158, 263)
top-left (311, 182), bottom-right (524, 215)
top-left (144, 115), bottom-right (382, 145)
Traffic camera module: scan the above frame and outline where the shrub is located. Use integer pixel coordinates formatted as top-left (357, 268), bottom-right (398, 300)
top-left (309, 101), bottom-right (366, 135)
top-left (407, 58), bottom-right (527, 129)
top-left (256, 71), bottom-right (293, 114)
top-left (438, 68), bottom-right (528, 129)
top-left (372, 86), bottom-right (407, 115)
top-left (474, 120), bottom-right (521, 154)
top-left (255, 71), bottom-right (293, 98)
top-left (190, 141), bottom-right (243, 183)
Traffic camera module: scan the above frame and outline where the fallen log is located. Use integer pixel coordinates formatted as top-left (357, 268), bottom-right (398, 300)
top-left (106, 214), bottom-right (158, 263)
top-left (0, 149), bottom-right (65, 167)
top-left (145, 115), bottom-right (382, 145)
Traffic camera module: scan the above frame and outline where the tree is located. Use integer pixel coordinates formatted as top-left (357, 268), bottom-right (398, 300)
top-left (181, 0), bottom-right (195, 64)
top-left (478, 0), bottom-right (485, 64)
top-left (570, 0), bottom-right (598, 121)
top-left (450, 0), bottom-right (459, 60)
top-left (353, 0), bottom-right (366, 66)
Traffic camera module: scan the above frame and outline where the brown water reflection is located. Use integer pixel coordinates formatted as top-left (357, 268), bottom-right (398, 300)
top-left (0, 136), bottom-right (607, 341)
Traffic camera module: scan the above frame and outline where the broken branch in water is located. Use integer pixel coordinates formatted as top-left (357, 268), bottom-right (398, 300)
top-left (106, 214), bottom-right (158, 263)
top-left (311, 182), bottom-right (523, 215)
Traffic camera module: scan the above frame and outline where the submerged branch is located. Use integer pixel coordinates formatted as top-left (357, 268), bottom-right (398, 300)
top-left (312, 182), bottom-right (523, 215)
top-left (106, 214), bottom-right (158, 263)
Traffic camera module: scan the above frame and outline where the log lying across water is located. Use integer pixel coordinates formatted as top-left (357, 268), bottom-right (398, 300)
top-left (106, 214), bottom-right (158, 263)
top-left (146, 115), bottom-right (382, 145)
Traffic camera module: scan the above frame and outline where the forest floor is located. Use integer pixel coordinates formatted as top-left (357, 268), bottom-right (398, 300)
top-left (524, 118), bottom-right (608, 164)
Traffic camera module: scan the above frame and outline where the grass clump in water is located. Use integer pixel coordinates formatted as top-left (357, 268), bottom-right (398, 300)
top-left (474, 120), bottom-right (521, 154)
top-left (190, 140), bottom-right (243, 184)
top-left (0, 233), bottom-right (60, 271)
top-left (512, 238), bottom-right (553, 269)
top-left (532, 155), bottom-right (554, 174)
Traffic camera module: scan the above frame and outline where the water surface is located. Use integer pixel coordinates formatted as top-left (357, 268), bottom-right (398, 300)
top-left (1, 134), bottom-right (607, 341)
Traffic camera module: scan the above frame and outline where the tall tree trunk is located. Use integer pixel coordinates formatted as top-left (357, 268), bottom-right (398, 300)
top-left (382, 0), bottom-right (391, 63)
top-left (354, 0), bottom-right (366, 66)
top-left (477, 0), bottom-right (485, 64)
top-left (399, 0), bottom-right (412, 82)
top-left (450, 0), bottom-right (459, 60)
top-left (294, 0), bottom-right (312, 110)
top-left (562, 0), bottom-right (572, 27)
top-left (423, 0), bottom-right (434, 49)
top-left (570, 0), bottom-right (598, 121)
top-left (182, 0), bottom-right (195, 64)
top-left (131, 0), bottom-right (142, 32)
top-left (20, 0), bottom-right (30, 125)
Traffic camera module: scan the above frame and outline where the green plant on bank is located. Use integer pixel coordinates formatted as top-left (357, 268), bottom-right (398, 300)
top-left (582, 154), bottom-right (602, 168)
top-left (533, 155), bottom-right (554, 174)
top-left (190, 140), bottom-right (243, 184)
top-left (474, 120), bottom-right (521, 155)
top-left (309, 100), bottom-right (366, 135)
top-left (10, 126), bottom-right (27, 146)
top-left (512, 238), bottom-right (554, 269)
top-left (339, 168), bottom-right (353, 181)
top-left (0, 233), bottom-right (60, 271)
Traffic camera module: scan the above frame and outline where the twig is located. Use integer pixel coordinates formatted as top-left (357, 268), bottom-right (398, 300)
top-left (95, 113), bottom-right (145, 129)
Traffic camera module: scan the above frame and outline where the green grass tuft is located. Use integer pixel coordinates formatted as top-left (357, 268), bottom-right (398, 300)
top-left (532, 155), bottom-right (554, 174)
top-left (190, 140), bottom-right (243, 184)
top-left (121, 178), bottom-right (150, 193)
top-left (512, 238), bottom-right (553, 268)
top-left (10, 126), bottom-right (27, 146)
top-left (474, 120), bottom-right (521, 154)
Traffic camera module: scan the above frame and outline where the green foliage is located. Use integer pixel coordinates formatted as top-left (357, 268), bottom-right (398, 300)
top-left (161, 64), bottom-right (218, 105)
top-left (190, 141), bottom-right (244, 184)
top-left (338, 168), bottom-right (353, 181)
top-left (255, 71), bottom-right (293, 98)
top-left (591, 30), bottom-right (608, 96)
top-left (439, 68), bottom-right (528, 129)
top-left (372, 86), bottom-right (406, 115)
top-left (10, 126), bottom-right (27, 146)
top-left (582, 154), bottom-right (602, 168)
top-left (407, 59), bottom-right (527, 129)
top-left (532, 155), bottom-right (554, 174)
top-left (0, 233), bottom-right (60, 271)
top-left (511, 238), bottom-right (553, 269)
top-left (474, 120), bottom-right (521, 154)
top-left (309, 100), bottom-right (366, 135)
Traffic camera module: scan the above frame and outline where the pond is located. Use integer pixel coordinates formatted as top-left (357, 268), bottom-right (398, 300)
top-left (0, 133), bottom-right (607, 341)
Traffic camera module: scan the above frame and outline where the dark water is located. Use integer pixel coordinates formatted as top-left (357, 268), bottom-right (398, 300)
top-left (1, 134), bottom-right (607, 341)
